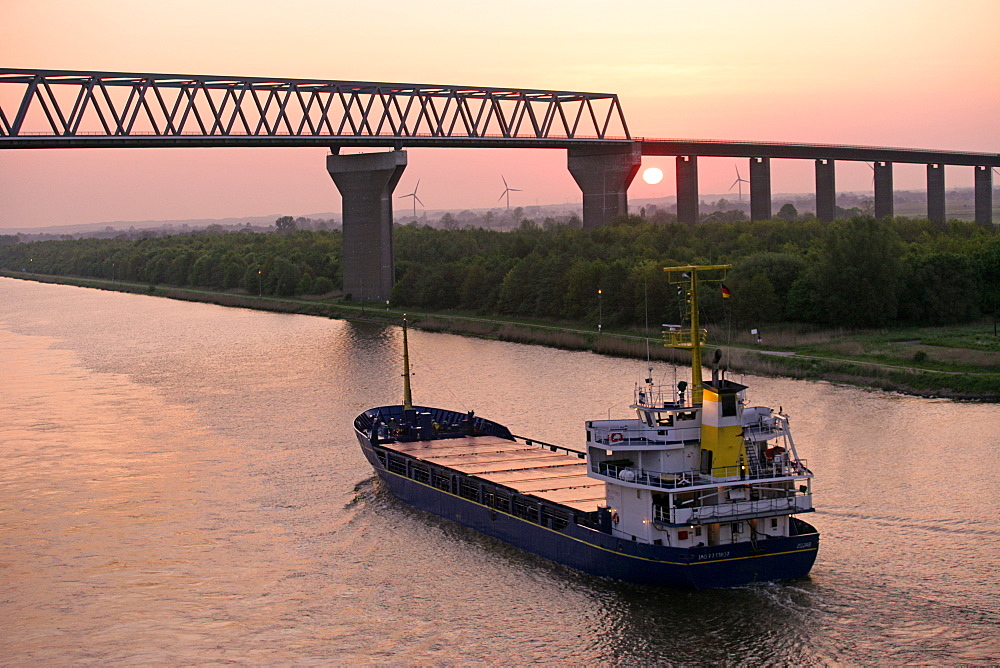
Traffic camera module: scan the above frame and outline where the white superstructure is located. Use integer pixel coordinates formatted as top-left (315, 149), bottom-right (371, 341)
top-left (585, 370), bottom-right (813, 550)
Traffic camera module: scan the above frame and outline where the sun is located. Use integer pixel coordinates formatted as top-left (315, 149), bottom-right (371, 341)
top-left (642, 167), bottom-right (663, 185)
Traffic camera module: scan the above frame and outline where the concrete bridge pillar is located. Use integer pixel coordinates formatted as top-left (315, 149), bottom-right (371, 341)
top-left (874, 161), bottom-right (894, 219)
top-left (750, 157), bottom-right (772, 221)
top-left (927, 164), bottom-right (945, 224)
top-left (676, 156), bottom-right (699, 224)
top-left (567, 144), bottom-right (641, 230)
top-left (815, 159), bottom-right (836, 222)
top-left (327, 150), bottom-right (406, 302)
top-left (975, 166), bottom-right (993, 226)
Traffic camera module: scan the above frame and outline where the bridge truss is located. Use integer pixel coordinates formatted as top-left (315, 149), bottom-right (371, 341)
top-left (0, 68), bottom-right (631, 149)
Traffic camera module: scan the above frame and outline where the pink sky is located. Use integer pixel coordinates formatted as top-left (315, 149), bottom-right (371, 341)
top-left (2, 0), bottom-right (998, 229)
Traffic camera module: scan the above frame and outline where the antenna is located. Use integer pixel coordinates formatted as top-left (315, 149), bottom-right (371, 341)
top-left (398, 179), bottom-right (424, 219)
top-left (728, 164), bottom-right (750, 203)
top-left (644, 278), bottom-right (651, 366)
top-left (498, 175), bottom-right (523, 211)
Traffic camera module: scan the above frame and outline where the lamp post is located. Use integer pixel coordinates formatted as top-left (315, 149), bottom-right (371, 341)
top-left (258, 269), bottom-right (262, 298)
top-left (598, 288), bottom-right (603, 333)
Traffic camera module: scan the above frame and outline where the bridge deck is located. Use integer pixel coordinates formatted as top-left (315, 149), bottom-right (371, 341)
top-left (390, 435), bottom-right (604, 513)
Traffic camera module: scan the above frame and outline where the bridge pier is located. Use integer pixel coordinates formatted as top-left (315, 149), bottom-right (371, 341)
top-left (750, 157), bottom-right (772, 221)
top-left (927, 164), bottom-right (945, 223)
top-left (815, 159), bottom-right (836, 222)
top-left (676, 156), bottom-right (699, 224)
top-left (567, 145), bottom-right (641, 230)
top-left (326, 150), bottom-right (406, 302)
top-left (975, 166), bottom-right (993, 226)
top-left (874, 161), bottom-right (894, 219)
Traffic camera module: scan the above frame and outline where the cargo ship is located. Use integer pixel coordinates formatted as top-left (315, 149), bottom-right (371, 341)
top-left (353, 265), bottom-right (819, 588)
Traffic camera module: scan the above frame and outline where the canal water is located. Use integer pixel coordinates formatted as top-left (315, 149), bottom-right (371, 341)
top-left (1, 277), bottom-right (997, 664)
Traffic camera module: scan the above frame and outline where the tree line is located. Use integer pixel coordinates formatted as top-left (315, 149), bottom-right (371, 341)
top-left (2, 214), bottom-right (997, 329)
top-left (0, 227), bottom-right (341, 298)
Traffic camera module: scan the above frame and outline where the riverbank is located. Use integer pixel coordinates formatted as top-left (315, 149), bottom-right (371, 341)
top-left (4, 270), bottom-right (999, 401)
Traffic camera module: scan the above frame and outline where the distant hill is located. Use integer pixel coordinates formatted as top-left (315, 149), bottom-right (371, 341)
top-left (0, 214), bottom-right (333, 236)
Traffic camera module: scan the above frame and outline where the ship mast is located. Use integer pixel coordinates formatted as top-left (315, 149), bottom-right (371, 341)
top-left (402, 317), bottom-right (413, 410)
top-left (663, 265), bottom-right (730, 405)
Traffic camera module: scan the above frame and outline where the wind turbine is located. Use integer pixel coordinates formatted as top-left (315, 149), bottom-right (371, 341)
top-left (498, 175), bottom-right (522, 210)
top-left (728, 165), bottom-right (750, 203)
top-left (398, 179), bottom-right (424, 219)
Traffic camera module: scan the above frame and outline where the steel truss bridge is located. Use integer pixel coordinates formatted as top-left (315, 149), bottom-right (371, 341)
top-left (0, 68), bottom-right (631, 149)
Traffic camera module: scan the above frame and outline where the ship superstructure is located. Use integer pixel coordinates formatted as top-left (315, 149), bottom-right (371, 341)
top-left (587, 371), bottom-right (812, 551)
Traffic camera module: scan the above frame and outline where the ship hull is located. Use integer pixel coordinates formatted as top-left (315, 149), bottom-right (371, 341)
top-left (355, 425), bottom-right (818, 590)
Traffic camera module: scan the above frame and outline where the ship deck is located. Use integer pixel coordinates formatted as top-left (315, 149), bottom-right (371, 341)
top-left (390, 435), bottom-right (605, 513)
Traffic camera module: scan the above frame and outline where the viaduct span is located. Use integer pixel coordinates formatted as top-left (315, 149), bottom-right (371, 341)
top-left (2, 68), bottom-right (998, 301)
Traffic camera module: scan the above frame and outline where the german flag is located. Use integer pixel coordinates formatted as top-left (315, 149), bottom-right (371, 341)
top-left (721, 283), bottom-right (732, 299)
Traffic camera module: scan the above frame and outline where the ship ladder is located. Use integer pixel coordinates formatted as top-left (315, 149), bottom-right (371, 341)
top-left (744, 440), bottom-right (763, 478)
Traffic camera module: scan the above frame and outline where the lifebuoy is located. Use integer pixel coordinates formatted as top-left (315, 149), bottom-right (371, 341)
top-left (612, 511), bottom-right (620, 525)
top-left (610, 432), bottom-right (624, 443)
top-left (391, 428), bottom-right (402, 437)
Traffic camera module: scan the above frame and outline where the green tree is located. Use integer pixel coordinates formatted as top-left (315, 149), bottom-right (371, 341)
top-left (731, 273), bottom-right (781, 325)
top-left (812, 217), bottom-right (904, 327)
top-left (275, 216), bottom-right (297, 233)
top-left (898, 253), bottom-right (980, 324)
top-left (313, 276), bottom-right (335, 295)
top-left (729, 252), bottom-right (807, 322)
top-left (271, 258), bottom-right (303, 296)
top-left (776, 203), bottom-right (798, 222)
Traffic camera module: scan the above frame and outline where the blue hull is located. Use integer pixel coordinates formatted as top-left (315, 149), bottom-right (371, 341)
top-left (355, 428), bottom-right (819, 590)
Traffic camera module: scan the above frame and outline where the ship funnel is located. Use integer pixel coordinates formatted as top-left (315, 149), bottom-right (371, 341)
top-left (700, 378), bottom-right (747, 474)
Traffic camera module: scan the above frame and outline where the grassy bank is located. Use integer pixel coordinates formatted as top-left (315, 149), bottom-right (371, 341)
top-left (4, 270), bottom-right (999, 401)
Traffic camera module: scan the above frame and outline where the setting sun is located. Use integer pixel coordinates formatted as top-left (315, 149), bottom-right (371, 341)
top-left (642, 167), bottom-right (663, 185)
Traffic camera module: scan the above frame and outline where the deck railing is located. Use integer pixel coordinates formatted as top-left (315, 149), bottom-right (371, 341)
top-left (653, 490), bottom-right (812, 525)
top-left (656, 494), bottom-right (813, 525)
top-left (593, 460), bottom-right (811, 490)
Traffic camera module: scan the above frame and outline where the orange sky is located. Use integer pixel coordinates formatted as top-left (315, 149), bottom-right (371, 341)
top-left (2, 0), bottom-right (998, 228)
